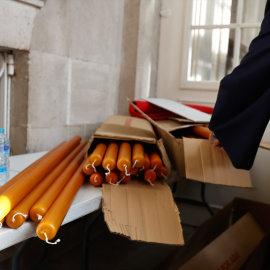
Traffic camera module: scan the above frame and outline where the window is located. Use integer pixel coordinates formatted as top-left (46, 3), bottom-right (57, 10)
top-left (182, 0), bottom-right (265, 89)
top-left (0, 52), bottom-right (14, 137)
top-left (0, 53), bottom-right (8, 133)
top-left (157, 0), bottom-right (266, 105)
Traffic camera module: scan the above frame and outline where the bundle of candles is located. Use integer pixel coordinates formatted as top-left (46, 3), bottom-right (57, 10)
top-left (0, 135), bottom-right (89, 244)
top-left (83, 141), bottom-right (167, 187)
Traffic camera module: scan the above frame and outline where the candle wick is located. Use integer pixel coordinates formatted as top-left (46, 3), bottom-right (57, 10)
top-left (37, 214), bottom-right (43, 221)
top-left (124, 165), bottom-right (130, 176)
top-left (43, 232), bottom-right (60, 245)
top-left (105, 165), bottom-right (111, 175)
top-left (86, 163), bottom-right (91, 170)
top-left (132, 160), bottom-right (138, 168)
top-left (91, 161), bottom-right (97, 172)
top-left (147, 179), bottom-right (154, 187)
top-left (161, 173), bottom-right (167, 179)
top-left (109, 179), bottom-right (119, 186)
top-left (118, 176), bottom-right (125, 184)
top-left (152, 165), bottom-right (157, 171)
top-left (139, 166), bottom-right (144, 171)
top-left (94, 175), bottom-right (98, 183)
top-left (12, 213), bottom-right (28, 222)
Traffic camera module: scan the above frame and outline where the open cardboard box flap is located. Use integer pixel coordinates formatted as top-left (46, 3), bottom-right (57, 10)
top-left (91, 114), bottom-right (157, 143)
top-left (102, 179), bottom-right (184, 245)
top-left (144, 98), bottom-right (211, 123)
top-left (128, 98), bottom-right (252, 187)
top-left (88, 114), bottom-right (184, 245)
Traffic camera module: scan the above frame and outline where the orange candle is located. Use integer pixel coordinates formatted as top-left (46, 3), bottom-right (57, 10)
top-left (144, 168), bottom-right (156, 184)
top-left (149, 151), bottom-right (163, 171)
top-left (143, 152), bottom-right (150, 170)
top-left (89, 143), bottom-right (107, 167)
top-left (82, 158), bottom-right (95, 175)
top-left (119, 171), bottom-right (131, 184)
top-left (0, 135), bottom-right (81, 221)
top-left (102, 142), bottom-right (119, 172)
top-left (192, 126), bottom-right (212, 139)
top-left (30, 144), bottom-right (87, 222)
top-left (0, 142), bottom-right (66, 195)
top-left (0, 218), bottom-right (4, 227)
top-left (132, 143), bottom-right (145, 168)
top-left (90, 172), bottom-right (103, 187)
top-left (36, 160), bottom-right (86, 242)
top-left (105, 170), bottom-right (118, 185)
top-left (156, 166), bottom-right (167, 178)
top-left (128, 167), bottom-right (139, 175)
top-left (117, 142), bottom-right (131, 172)
top-left (5, 141), bottom-right (86, 229)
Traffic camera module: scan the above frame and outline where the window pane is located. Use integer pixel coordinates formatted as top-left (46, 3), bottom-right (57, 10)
top-left (242, 0), bottom-right (265, 23)
top-left (188, 28), bottom-right (234, 81)
top-left (239, 27), bottom-right (261, 61)
top-left (192, 0), bottom-right (235, 25)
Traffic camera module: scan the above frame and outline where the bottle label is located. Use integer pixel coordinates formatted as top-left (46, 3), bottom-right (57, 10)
top-left (0, 166), bottom-right (7, 174)
top-left (4, 145), bottom-right (9, 155)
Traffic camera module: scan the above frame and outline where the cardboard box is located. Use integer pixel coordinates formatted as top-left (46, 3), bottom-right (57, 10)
top-left (128, 98), bottom-right (252, 187)
top-left (87, 115), bottom-right (184, 245)
top-left (153, 198), bottom-right (270, 270)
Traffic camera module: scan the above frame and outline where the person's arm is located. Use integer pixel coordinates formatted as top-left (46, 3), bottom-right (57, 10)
top-left (209, 9), bottom-right (270, 170)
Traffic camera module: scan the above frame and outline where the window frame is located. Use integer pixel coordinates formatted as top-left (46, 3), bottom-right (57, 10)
top-left (180, 0), bottom-right (262, 91)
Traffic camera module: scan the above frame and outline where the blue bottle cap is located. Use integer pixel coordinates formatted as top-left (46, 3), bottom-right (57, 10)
top-left (0, 129), bottom-right (4, 133)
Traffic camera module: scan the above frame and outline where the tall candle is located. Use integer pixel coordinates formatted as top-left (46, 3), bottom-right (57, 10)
top-left (144, 168), bottom-right (157, 183)
top-left (192, 126), bottom-right (212, 139)
top-left (119, 171), bottom-right (131, 184)
top-left (149, 151), bottom-right (163, 171)
top-left (5, 141), bottom-right (86, 229)
top-left (105, 170), bottom-right (118, 185)
top-left (30, 144), bottom-right (87, 222)
top-left (89, 143), bottom-right (107, 166)
top-left (102, 142), bottom-right (119, 171)
top-left (156, 166), bottom-right (167, 178)
top-left (36, 160), bottom-right (86, 242)
top-left (132, 143), bottom-right (144, 168)
top-left (0, 142), bottom-right (66, 195)
top-left (82, 157), bottom-right (95, 175)
top-left (128, 167), bottom-right (138, 175)
top-left (117, 142), bottom-right (131, 172)
top-left (143, 152), bottom-right (150, 170)
top-left (0, 135), bottom-right (81, 221)
top-left (90, 171), bottom-right (103, 187)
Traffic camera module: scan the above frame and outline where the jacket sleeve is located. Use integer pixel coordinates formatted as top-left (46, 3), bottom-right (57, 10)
top-left (209, 10), bottom-right (270, 170)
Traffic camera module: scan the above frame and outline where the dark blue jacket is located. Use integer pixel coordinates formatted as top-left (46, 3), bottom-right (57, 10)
top-left (209, 0), bottom-right (270, 170)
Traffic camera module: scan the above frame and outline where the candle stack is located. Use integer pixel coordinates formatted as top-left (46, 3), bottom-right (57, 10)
top-left (0, 135), bottom-right (90, 243)
top-left (83, 141), bottom-right (167, 187)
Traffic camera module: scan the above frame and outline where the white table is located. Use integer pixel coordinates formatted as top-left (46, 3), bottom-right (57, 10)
top-left (0, 152), bottom-right (103, 251)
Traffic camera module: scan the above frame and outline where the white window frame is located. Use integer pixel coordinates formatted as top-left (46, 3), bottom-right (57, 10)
top-left (0, 53), bottom-right (9, 135)
top-left (157, 0), bottom-right (264, 105)
top-left (0, 52), bottom-right (14, 137)
top-left (181, 0), bottom-right (262, 90)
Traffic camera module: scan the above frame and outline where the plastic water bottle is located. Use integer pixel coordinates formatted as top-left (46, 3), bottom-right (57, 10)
top-left (3, 131), bottom-right (10, 180)
top-left (0, 129), bottom-right (7, 186)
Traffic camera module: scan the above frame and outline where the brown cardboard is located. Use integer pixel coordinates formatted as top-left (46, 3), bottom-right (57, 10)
top-left (152, 198), bottom-right (270, 270)
top-left (259, 141), bottom-right (270, 150)
top-left (128, 98), bottom-right (252, 187)
top-left (179, 213), bottom-right (265, 270)
top-left (88, 115), bottom-right (184, 245)
top-left (102, 179), bottom-right (184, 245)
